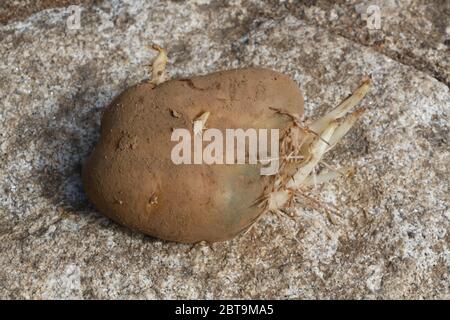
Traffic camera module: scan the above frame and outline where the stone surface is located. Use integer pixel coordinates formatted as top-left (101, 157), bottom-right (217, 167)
top-left (0, 0), bottom-right (98, 25)
top-left (0, 0), bottom-right (449, 299)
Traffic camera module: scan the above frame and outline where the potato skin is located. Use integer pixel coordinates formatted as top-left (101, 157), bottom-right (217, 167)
top-left (82, 68), bottom-right (304, 243)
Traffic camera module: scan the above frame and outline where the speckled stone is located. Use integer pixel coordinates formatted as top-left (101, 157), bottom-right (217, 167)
top-left (0, 0), bottom-right (449, 299)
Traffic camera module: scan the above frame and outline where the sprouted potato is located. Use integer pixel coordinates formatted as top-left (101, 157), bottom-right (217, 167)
top-left (82, 46), bottom-right (371, 243)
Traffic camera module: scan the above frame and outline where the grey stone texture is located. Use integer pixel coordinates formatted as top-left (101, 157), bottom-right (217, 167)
top-left (0, 0), bottom-right (448, 299)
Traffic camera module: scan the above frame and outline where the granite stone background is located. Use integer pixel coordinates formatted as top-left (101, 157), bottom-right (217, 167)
top-left (0, 0), bottom-right (449, 299)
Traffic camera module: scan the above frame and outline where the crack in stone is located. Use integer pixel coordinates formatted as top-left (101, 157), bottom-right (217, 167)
top-left (323, 28), bottom-right (449, 88)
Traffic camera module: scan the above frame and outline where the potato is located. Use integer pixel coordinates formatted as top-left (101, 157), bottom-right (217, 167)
top-left (82, 68), bottom-right (304, 243)
top-left (83, 43), bottom-right (372, 244)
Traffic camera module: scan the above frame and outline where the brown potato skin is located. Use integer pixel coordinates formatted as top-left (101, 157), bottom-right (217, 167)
top-left (82, 68), bottom-right (304, 243)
